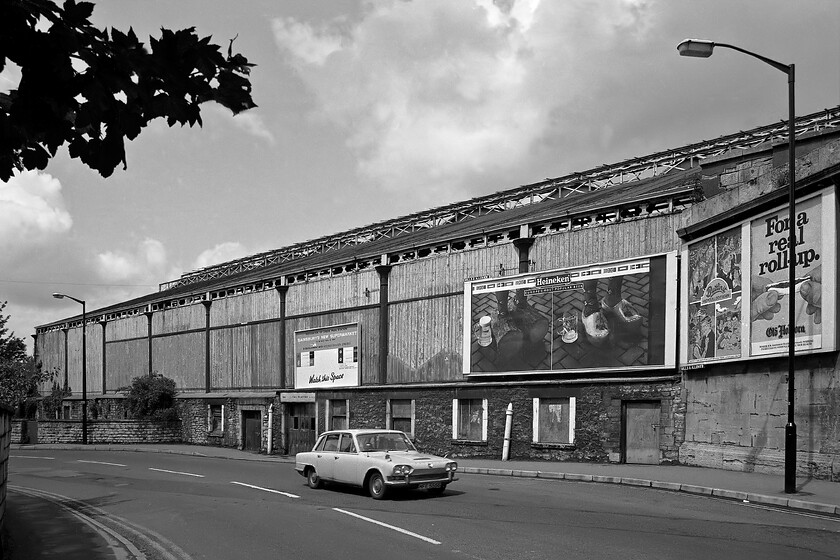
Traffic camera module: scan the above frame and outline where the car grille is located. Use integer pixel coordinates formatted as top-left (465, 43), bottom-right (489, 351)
top-left (409, 471), bottom-right (447, 482)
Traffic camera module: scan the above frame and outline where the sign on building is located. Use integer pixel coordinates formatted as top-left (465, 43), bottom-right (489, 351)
top-left (681, 188), bottom-right (836, 364)
top-left (294, 323), bottom-right (360, 388)
top-left (462, 253), bottom-right (678, 375)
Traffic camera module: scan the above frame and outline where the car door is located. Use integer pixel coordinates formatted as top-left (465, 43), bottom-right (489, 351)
top-left (314, 433), bottom-right (341, 482)
top-left (332, 433), bottom-right (366, 485)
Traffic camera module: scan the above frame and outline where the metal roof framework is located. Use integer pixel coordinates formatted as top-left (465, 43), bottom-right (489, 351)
top-left (159, 106), bottom-right (840, 292)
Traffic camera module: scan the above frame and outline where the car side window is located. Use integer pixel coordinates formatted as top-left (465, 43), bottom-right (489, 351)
top-left (322, 433), bottom-right (340, 452)
top-left (339, 434), bottom-right (356, 453)
top-left (314, 436), bottom-right (327, 452)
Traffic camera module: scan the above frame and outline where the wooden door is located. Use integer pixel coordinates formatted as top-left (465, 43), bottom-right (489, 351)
top-left (287, 402), bottom-right (316, 455)
top-left (242, 411), bottom-right (262, 452)
top-left (624, 401), bottom-right (660, 464)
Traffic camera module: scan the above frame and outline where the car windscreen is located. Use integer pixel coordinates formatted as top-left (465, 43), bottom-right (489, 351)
top-left (357, 433), bottom-right (415, 452)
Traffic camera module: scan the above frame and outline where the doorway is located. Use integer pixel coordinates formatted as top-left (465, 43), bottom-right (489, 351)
top-left (623, 401), bottom-right (660, 464)
top-left (242, 410), bottom-right (262, 452)
top-left (286, 402), bottom-right (316, 455)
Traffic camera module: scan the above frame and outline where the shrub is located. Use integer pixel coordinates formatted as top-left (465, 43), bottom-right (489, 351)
top-left (123, 373), bottom-right (178, 422)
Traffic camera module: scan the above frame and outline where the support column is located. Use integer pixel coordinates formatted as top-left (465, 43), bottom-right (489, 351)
top-left (276, 280), bottom-right (289, 390)
top-left (144, 306), bottom-right (153, 376)
top-left (202, 297), bottom-right (212, 393)
top-left (99, 319), bottom-right (107, 394)
top-left (61, 327), bottom-right (69, 389)
top-left (375, 256), bottom-right (392, 386)
top-left (513, 225), bottom-right (534, 274)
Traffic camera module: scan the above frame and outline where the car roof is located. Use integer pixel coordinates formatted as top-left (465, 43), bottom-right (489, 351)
top-left (318, 429), bottom-right (406, 436)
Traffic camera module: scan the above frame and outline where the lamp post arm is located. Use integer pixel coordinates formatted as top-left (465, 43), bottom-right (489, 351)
top-left (713, 42), bottom-right (792, 76)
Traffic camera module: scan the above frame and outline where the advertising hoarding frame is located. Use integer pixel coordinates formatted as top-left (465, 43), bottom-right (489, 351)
top-left (680, 188), bottom-right (836, 366)
top-left (462, 252), bottom-right (678, 377)
top-left (293, 322), bottom-right (360, 389)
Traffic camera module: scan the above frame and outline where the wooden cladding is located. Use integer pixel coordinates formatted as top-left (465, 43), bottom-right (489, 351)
top-left (531, 214), bottom-right (682, 271)
top-left (389, 245), bottom-right (517, 300)
top-left (388, 295), bottom-right (464, 383)
top-left (37, 218), bottom-right (682, 395)
top-left (285, 270), bottom-right (380, 316)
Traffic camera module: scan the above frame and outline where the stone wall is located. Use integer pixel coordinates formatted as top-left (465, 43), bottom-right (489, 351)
top-left (680, 352), bottom-right (840, 480)
top-left (314, 380), bottom-right (681, 463)
top-left (27, 420), bottom-right (181, 444)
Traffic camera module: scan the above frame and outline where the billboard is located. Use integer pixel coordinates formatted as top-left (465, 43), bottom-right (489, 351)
top-left (463, 253), bottom-right (678, 375)
top-left (294, 323), bottom-right (359, 389)
top-left (682, 188), bottom-right (836, 364)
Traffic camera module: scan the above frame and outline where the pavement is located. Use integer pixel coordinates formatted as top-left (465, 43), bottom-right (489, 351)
top-left (5, 443), bottom-right (840, 558)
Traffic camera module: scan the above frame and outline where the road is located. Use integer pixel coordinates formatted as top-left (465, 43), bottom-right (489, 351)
top-left (8, 449), bottom-right (840, 559)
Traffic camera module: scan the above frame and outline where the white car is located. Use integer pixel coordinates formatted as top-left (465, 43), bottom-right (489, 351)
top-left (295, 429), bottom-right (458, 499)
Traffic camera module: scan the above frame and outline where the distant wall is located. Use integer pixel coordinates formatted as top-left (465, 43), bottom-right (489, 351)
top-left (20, 420), bottom-right (181, 445)
top-left (0, 404), bottom-right (14, 555)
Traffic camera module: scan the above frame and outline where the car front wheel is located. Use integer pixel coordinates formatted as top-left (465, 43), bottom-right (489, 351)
top-left (307, 468), bottom-right (322, 489)
top-left (368, 472), bottom-right (387, 500)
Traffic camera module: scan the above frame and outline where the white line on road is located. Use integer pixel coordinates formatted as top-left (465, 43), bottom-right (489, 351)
top-left (230, 481), bottom-right (300, 499)
top-left (149, 468), bottom-right (204, 478)
top-left (78, 460), bottom-right (127, 467)
top-left (11, 455), bottom-right (54, 460)
top-left (333, 508), bottom-right (441, 545)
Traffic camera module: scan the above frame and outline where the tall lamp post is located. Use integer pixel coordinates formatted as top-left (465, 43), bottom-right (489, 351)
top-left (53, 292), bottom-right (87, 445)
top-left (677, 39), bottom-right (797, 493)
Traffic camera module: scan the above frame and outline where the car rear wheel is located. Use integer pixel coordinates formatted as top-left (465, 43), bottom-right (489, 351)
top-left (306, 468), bottom-right (322, 489)
top-left (368, 472), bottom-right (387, 500)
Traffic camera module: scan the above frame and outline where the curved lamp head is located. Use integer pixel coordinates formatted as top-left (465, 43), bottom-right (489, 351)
top-left (677, 39), bottom-right (715, 58)
top-left (52, 293), bottom-right (65, 299)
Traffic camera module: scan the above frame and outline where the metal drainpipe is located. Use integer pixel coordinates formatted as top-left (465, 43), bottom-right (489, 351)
top-left (502, 403), bottom-right (513, 461)
top-left (268, 403), bottom-right (274, 455)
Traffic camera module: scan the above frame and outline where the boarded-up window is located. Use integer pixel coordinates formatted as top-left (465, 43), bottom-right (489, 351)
top-left (388, 399), bottom-right (413, 436)
top-left (208, 404), bottom-right (224, 434)
top-left (457, 398), bottom-right (485, 440)
top-left (533, 397), bottom-right (576, 444)
top-left (330, 400), bottom-right (348, 430)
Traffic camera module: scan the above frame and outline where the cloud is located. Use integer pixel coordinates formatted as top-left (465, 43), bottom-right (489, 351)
top-left (0, 171), bottom-right (73, 258)
top-left (97, 238), bottom-right (171, 282)
top-left (192, 242), bottom-right (252, 270)
top-left (272, 0), bottom-right (659, 200)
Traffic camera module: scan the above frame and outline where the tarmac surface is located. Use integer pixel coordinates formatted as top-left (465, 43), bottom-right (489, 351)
top-left (6, 443), bottom-right (840, 558)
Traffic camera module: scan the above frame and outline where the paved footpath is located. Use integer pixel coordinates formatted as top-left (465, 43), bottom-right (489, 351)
top-left (6, 443), bottom-right (840, 558)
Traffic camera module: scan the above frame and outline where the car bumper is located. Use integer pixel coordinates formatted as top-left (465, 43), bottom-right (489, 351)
top-left (385, 473), bottom-right (458, 488)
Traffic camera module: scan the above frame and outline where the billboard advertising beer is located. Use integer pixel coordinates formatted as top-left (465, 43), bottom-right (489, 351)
top-left (463, 253), bottom-right (678, 375)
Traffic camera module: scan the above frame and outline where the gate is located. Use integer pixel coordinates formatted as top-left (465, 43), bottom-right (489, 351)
top-left (286, 402), bottom-right (316, 455)
top-left (242, 410), bottom-right (262, 452)
top-left (624, 401), bottom-right (660, 464)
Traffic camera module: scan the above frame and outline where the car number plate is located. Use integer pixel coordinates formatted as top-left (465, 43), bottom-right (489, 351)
top-left (418, 482), bottom-right (441, 489)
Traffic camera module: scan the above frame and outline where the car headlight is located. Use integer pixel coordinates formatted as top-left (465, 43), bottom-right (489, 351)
top-left (393, 465), bottom-right (414, 476)
top-left (445, 462), bottom-right (458, 472)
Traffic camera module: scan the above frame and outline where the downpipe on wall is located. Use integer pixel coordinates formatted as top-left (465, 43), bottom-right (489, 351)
top-left (502, 402), bottom-right (513, 461)
top-left (267, 403), bottom-right (274, 455)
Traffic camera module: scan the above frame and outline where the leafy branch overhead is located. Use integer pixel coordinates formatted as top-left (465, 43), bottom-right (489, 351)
top-left (0, 0), bottom-right (257, 181)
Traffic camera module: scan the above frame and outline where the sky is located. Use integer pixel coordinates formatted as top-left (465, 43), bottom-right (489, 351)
top-left (1, 0), bottom-right (839, 352)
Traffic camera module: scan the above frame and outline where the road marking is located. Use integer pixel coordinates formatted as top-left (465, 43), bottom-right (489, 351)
top-left (10, 485), bottom-right (194, 560)
top-left (333, 508), bottom-right (441, 545)
top-left (11, 455), bottom-right (55, 460)
top-left (149, 468), bottom-right (204, 478)
top-left (230, 481), bottom-right (300, 499)
top-left (79, 460), bottom-right (127, 467)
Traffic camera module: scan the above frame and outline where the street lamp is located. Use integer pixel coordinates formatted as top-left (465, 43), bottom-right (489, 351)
top-left (53, 292), bottom-right (87, 445)
top-left (677, 39), bottom-right (797, 494)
